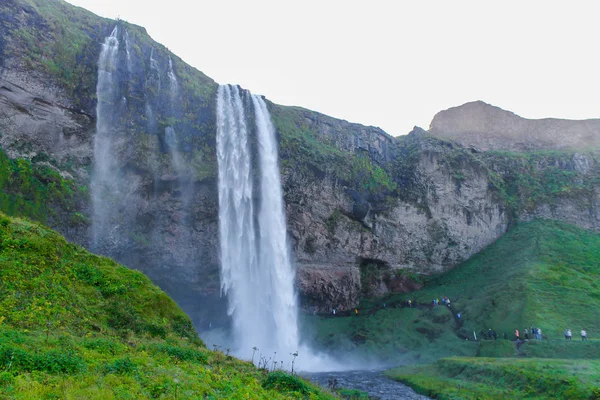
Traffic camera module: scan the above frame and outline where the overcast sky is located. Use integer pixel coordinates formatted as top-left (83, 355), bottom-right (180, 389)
top-left (66, 0), bottom-right (600, 137)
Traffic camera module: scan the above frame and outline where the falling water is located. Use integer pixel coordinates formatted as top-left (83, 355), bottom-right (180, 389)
top-left (253, 94), bottom-right (299, 352)
top-left (149, 48), bottom-right (162, 92)
top-left (167, 56), bottom-right (178, 95)
top-left (124, 30), bottom-right (132, 74)
top-left (92, 26), bottom-right (120, 248)
top-left (165, 56), bottom-right (185, 176)
top-left (216, 84), bottom-right (299, 360)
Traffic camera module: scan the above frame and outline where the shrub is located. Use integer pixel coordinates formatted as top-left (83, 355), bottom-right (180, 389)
top-left (149, 343), bottom-right (207, 364)
top-left (262, 371), bottom-right (311, 395)
top-left (0, 346), bottom-right (84, 374)
top-left (103, 357), bottom-right (137, 375)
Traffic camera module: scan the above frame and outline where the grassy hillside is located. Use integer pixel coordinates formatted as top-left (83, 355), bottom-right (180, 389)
top-left (302, 219), bottom-right (600, 364)
top-left (386, 357), bottom-right (600, 399)
top-left (0, 213), bottom-right (334, 399)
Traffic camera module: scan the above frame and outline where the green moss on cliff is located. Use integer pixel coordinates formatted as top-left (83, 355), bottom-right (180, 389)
top-left (272, 105), bottom-right (396, 199)
top-left (0, 147), bottom-right (85, 226)
top-left (483, 150), bottom-right (597, 216)
top-left (2, 0), bottom-right (106, 107)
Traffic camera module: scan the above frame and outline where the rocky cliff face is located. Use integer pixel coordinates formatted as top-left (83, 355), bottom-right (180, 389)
top-left (430, 101), bottom-right (600, 152)
top-left (1, 0), bottom-right (600, 325)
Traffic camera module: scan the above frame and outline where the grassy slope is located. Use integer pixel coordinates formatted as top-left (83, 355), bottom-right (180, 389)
top-left (0, 213), bottom-right (334, 399)
top-left (386, 357), bottom-right (600, 400)
top-left (302, 219), bottom-right (600, 365)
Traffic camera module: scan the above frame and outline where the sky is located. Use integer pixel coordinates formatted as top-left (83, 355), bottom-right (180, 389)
top-left (66, 0), bottom-right (600, 137)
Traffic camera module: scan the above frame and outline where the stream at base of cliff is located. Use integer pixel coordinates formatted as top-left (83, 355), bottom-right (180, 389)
top-left (304, 370), bottom-right (429, 400)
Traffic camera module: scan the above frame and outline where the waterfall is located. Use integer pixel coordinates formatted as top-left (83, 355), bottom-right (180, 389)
top-left (253, 94), bottom-right (299, 353)
top-left (149, 48), bottom-right (162, 92)
top-left (167, 56), bottom-right (178, 95)
top-left (216, 84), bottom-right (299, 359)
top-left (124, 30), bottom-right (132, 74)
top-left (92, 26), bottom-right (120, 248)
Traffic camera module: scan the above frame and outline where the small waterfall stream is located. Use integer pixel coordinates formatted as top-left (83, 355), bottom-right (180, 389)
top-left (92, 26), bottom-right (120, 249)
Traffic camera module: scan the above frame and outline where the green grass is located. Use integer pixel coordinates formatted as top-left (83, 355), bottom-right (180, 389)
top-left (303, 219), bottom-right (600, 364)
top-left (0, 147), bottom-right (86, 225)
top-left (0, 213), bottom-right (335, 399)
top-left (386, 357), bottom-right (600, 399)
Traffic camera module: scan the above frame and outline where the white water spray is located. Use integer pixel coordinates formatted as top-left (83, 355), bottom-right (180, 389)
top-left (92, 26), bottom-right (120, 247)
top-left (217, 84), bottom-right (299, 359)
top-left (167, 56), bottom-right (178, 95)
top-left (124, 30), bottom-right (132, 74)
top-left (149, 48), bottom-right (161, 92)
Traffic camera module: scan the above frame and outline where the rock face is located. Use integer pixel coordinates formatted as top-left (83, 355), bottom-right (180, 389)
top-left (429, 101), bottom-right (600, 152)
top-left (2, 0), bottom-right (600, 325)
top-left (285, 130), bottom-right (507, 311)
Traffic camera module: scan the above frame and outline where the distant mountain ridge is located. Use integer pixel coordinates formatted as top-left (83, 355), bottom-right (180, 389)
top-left (429, 100), bottom-right (600, 151)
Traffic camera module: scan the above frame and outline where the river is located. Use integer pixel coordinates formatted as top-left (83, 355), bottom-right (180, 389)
top-left (304, 369), bottom-right (430, 399)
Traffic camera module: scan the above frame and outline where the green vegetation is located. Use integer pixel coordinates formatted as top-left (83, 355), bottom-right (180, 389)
top-left (386, 357), bottom-right (600, 399)
top-left (303, 219), bottom-right (600, 365)
top-left (406, 219), bottom-right (600, 339)
top-left (0, 147), bottom-right (85, 225)
top-left (478, 339), bottom-right (600, 359)
top-left (271, 105), bottom-right (396, 200)
top-left (483, 150), bottom-right (598, 216)
top-left (2, 0), bottom-right (107, 107)
top-left (0, 213), bottom-right (335, 398)
top-left (337, 388), bottom-right (370, 399)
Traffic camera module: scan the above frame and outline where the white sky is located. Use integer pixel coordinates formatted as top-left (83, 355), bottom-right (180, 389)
top-left (66, 0), bottom-right (600, 137)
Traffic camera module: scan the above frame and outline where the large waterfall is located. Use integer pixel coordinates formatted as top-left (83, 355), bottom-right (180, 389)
top-left (216, 84), bottom-right (299, 359)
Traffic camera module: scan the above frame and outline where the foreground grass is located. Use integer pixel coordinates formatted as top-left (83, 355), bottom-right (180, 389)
top-left (302, 219), bottom-right (600, 364)
top-left (0, 213), bottom-right (334, 399)
top-left (386, 357), bottom-right (600, 399)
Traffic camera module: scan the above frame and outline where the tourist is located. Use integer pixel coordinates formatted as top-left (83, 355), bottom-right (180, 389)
top-left (457, 312), bottom-right (461, 320)
top-left (355, 308), bottom-right (358, 315)
top-left (408, 299), bottom-right (412, 308)
top-left (536, 327), bottom-right (542, 340)
top-left (582, 329), bottom-right (588, 340)
top-left (524, 328), bottom-right (529, 340)
top-left (515, 329), bottom-right (520, 340)
top-left (567, 329), bottom-right (572, 340)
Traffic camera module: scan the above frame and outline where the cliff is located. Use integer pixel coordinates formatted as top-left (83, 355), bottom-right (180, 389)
top-left (429, 100), bottom-right (600, 152)
top-left (1, 0), bottom-right (600, 328)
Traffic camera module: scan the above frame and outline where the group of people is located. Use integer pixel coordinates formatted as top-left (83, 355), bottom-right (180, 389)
top-left (515, 327), bottom-right (543, 340)
top-left (330, 307), bottom-right (359, 316)
top-left (564, 329), bottom-right (588, 340)
top-left (432, 296), bottom-right (451, 307)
